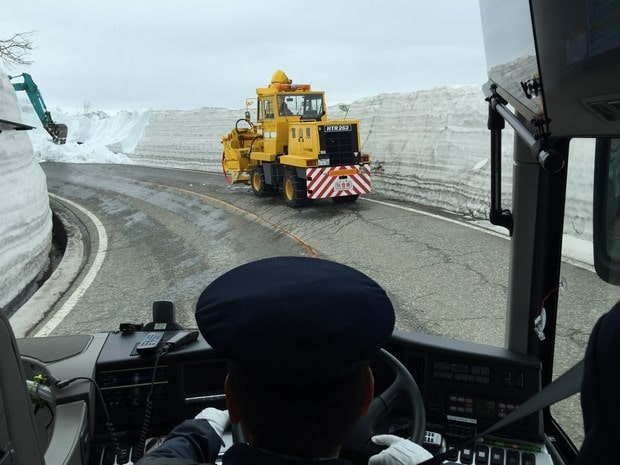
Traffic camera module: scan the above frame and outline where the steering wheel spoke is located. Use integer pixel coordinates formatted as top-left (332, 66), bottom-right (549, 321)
top-left (342, 349), bottom-right (426, 462)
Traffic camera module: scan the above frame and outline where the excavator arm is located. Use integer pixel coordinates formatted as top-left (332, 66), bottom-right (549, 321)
top-left (8, 73), bottom-right (67, 144)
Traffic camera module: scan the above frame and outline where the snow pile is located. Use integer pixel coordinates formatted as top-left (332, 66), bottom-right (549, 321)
top-left (0, 74), bottom-right (52, 309)
top-left (16, 102), bottom-right (139, 165)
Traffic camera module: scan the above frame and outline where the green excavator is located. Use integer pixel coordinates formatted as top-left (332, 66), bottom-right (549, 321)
top-left (8, 73), bottom-right (67, 144)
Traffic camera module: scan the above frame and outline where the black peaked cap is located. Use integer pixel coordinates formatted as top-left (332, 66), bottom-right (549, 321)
top-left (195, 257), bottom-right (395, 383)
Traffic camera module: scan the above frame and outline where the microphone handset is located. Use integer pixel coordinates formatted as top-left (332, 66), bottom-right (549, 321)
top-left (165, 330), bottom-right (199, 350)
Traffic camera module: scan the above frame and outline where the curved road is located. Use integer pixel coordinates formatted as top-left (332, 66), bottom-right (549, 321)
top-left (36, 163), bottom-right (510, 340)
top-left (32, 162), bottom-right (618, 442)
top-left (35, 162), bottom-right (615, 348)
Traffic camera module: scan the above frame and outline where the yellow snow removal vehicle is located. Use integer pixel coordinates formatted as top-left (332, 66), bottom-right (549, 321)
top-left (221, 70), bottom-right (371, 207)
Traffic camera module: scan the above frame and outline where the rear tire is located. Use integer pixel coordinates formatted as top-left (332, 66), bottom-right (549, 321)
top-left (283, 169), bottom-right (310, 208)
top-left (251, 165), bottom-right (275, 197)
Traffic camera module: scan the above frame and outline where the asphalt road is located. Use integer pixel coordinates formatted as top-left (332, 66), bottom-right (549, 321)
top-left (32, 162), bottom-right (618, 444)
top-left (36, 162), bottom-right (513, 341)
top-left (36, 163), bottom-right (615, 340)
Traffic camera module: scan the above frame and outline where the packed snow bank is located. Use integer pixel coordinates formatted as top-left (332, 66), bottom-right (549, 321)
top-left (0, 74), bottom-right (52, 308)
top-left (40, 86), bottom-right (501, 219)
top-left (22, 83), bottom-right (597, 247)
top-left (41, 85), bottom-right (594, 244)
top-left (347, 86), bottom-right (503, 219)
top-left (129, 107), bottom-right (239, 172)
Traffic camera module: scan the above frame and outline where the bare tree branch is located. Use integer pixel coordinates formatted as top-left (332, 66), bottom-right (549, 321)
top-left (0, 31), bottom-right (37, 69)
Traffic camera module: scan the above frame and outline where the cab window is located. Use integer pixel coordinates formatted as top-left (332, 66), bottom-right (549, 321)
top-left (275, 94), bottom-right (324, 118)
top-left (262, 99), bottom-right (274, 119)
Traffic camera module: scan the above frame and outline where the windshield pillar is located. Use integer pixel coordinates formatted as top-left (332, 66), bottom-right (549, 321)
top-left (505, 123), bottom-right (569, 384)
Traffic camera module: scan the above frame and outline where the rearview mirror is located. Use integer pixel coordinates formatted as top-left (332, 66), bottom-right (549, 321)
top-left (593, 138), bottom-right (620, 285)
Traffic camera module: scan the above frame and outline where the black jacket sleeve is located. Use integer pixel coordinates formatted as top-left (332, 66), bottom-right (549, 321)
top-left (136, 419), bottom-right (224, 465)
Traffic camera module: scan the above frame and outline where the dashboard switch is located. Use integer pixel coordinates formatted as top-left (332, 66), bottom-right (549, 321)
top-left (475, 445), bottom-right (489, 465)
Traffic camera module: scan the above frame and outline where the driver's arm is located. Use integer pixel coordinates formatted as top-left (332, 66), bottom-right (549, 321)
top-left (136, 419), bottom-right (224, 465)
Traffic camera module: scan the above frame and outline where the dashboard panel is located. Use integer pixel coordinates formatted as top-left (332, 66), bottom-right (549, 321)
top-left (94, 330), bottom-right (228, 438)
top-left (388, 330), bottom-right (543, 444)
top-left (18, 329), bottom-right (552, 464)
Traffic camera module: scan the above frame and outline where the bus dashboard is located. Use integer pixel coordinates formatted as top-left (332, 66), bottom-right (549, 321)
top-left (18, 328), bottom-right (554, 465)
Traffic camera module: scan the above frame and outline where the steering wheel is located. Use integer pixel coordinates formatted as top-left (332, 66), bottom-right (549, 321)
top-left (342, 349), bottom-right (426, 461)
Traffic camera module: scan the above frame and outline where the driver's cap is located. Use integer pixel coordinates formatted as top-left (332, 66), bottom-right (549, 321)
top-left (195, 256), bottom-right (395, 384)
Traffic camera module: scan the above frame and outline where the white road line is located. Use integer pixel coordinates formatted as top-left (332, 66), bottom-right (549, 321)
top-left (361, 197), bottom-right (509, 239)
top-left (35, 194), bottom-right (108, 337)
top-left (361, 197), bottom-right (595, 272)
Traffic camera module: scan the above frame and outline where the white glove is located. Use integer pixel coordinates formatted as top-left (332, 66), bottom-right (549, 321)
top-left (194, 407), bottom-right (230, 438)
top-left (368, 435), bottom-right (433, 465)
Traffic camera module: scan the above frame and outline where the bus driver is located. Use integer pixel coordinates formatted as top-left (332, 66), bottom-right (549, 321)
top-left (137, 257), bottom-right (431, 465)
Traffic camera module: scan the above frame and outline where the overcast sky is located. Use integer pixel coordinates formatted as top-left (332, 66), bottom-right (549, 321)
top-left (2, 0), bottom-right (488, 112)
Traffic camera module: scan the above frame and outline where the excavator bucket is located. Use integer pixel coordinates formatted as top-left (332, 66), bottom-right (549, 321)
top-left (49, 123), bottom-right (68, 145)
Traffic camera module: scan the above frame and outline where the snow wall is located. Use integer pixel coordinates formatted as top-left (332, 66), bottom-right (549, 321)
top-left (31, 84), bottom-right (595, 240)
top-left (0, 73), bottom-right (52, 309)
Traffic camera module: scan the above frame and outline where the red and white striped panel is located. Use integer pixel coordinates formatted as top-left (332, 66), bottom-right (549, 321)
top-left (306, 165), bottom-right (371, 199)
